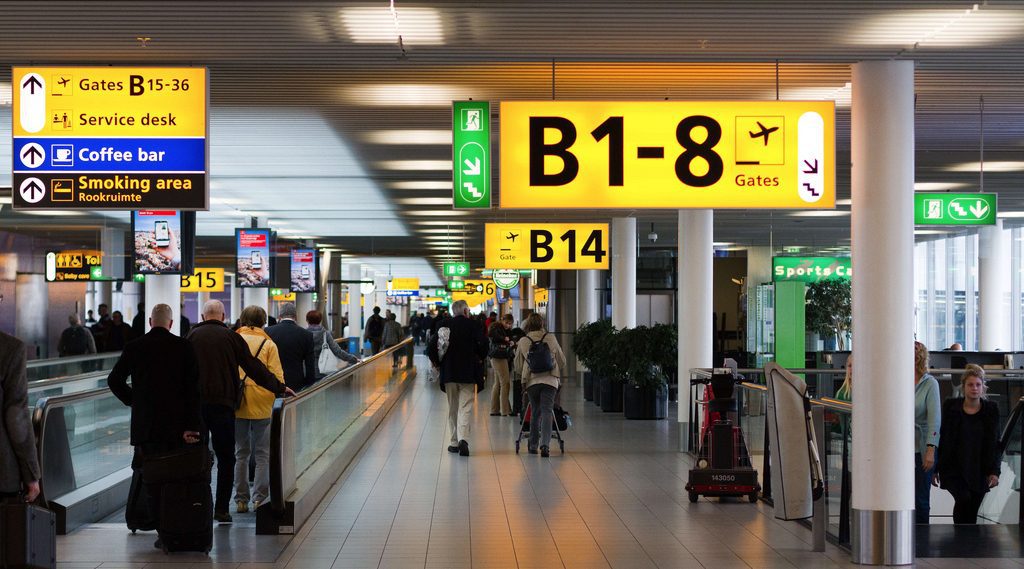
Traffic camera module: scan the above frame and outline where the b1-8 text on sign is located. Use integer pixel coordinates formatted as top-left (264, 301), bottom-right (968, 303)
top-left (485, 223), bottom-right (609, 270)
top-left (499, 101), bottom-right (834, 209)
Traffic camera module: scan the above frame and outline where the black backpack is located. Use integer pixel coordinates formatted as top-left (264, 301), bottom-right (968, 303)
top-left (65, 326), bottom-right (91, 355)
top-left (526, 333), bottom-right (554, 374)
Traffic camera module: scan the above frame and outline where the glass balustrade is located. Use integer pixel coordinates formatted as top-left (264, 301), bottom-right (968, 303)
top-left (27, 352), bottom-right (121, 383)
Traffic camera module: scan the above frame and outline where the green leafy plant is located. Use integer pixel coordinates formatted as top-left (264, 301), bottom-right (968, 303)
top-left (805, 278), bottom-right (852, 349)
top-left (620, 326), bottom-right (670, 388)
top-left (573, 319), bottom-right (615, 377)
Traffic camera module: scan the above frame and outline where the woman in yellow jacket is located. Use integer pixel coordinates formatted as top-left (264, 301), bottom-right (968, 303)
top-left (234, 305), bottom-right (285, 513)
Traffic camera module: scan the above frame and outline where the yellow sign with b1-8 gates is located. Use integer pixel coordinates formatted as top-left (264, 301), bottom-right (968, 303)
top-left (485, 223), bottom-right (609, 270)
top-left (499, 101), bottom-right (834, 209)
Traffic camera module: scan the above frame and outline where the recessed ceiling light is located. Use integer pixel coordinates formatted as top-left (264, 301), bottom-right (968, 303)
top-left (397, 197), bottom-right (453, 206)
top-left (415, 228), bottom-right (470, 234)
top-left (404, 210), bottom-right (472, 217)
top-left (344, 84), bottom-right (475, 107)
top-left (775, 83), bottom-right (851, 108)
top-left (848, 8), bottom-right (1024, 48)
top-left (366, 130), bottom-right (451, 145)
top-left (712, 242), bottom-right (734, 246)
top-left (915, 229), bottom-right (949, 235)
top-left (410, 220), bottom-right (473, 226)
top-left (17, 210), bottom-right (85, 217)
top-left (376, 160), bottom-right (451, 171)
top-left (997, 211), bottom-right (1024, 218)
top-left (390, 180), bottom-right (452, 190)
top-left (339, 6), bottom-right (444, 45)
top-left (945, 161), bottom-right (1024, 173)
top-left (836, 199), bottom-right (852, 206)
top-left (789, 210), bottom-right (851, 217)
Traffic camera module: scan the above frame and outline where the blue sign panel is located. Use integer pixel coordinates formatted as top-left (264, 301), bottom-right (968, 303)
top-left (14, 137), bottom-right (205, 172)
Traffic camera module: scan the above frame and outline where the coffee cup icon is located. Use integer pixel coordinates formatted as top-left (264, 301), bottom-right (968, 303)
top-left (56, 148), bottom-right (71, 160)
top-left (51, 144), bottom-right (74, 166)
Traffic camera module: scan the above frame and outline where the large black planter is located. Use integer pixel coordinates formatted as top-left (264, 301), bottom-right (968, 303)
top-left (583, 372), bottom-right (594, 401)
top-left (623, 382), bottom-right (669, 420)
top-left (593, 374), bottom-right (603, 406)
top-left (600, 377), bottom-right (623, 412)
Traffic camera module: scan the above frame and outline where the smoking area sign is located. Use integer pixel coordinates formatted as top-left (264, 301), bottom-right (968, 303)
top-left (499, 101), bottom-right (834, 209)
top-left (485, 223), bottom-right (609, 270)
top-left (12, 66), bottom-right (208, 210)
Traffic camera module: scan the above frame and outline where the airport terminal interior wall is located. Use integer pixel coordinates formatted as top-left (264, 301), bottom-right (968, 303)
top-left (713, 257), bottom-right (747, 341)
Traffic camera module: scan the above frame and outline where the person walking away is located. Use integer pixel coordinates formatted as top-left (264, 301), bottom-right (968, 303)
top-left (306, 309), bottom-right (358, 380)
top-left (187, 300), bottom-right (294, 523)
top-left (105, 310), bottom-right (136, 351)
top-left (514, 313), bottom-right (567, 457)
top-left (233, 306), bottom-right (286, 513)
top-left (58, 313), bottom-right (97, 356)
top-left (382, 312), bottom-right (404, 367)
top-left (266, 303), bottom-right (317, 392)
top-left (936, 364), bottom-right (1000, 524)
top-left (364, 306), bottom-right (385, 355)
top-left (179, 303), bottom-right (192, 336)
top-left (428, 300), bottom-right (488, 456)
top-left (914, 341), bottom-right (941, 524)
top-left (107, 304), bottom-right (201, 547)
top-left (131, 302), bottom-right (146, 337)
top-left (488, 314), bottom-right (515, 416)
top-left (1, 328), bottom-right (41, 504)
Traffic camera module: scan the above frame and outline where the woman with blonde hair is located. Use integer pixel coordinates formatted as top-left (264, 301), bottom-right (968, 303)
top-left (935, 364), bottom-right (1000, 524)
top-left (913, 341), bottom-right (941, 524)
top-left (234, 305), bottom-right (285, 513)
top-left (835, 355), bottom-right (852, 402)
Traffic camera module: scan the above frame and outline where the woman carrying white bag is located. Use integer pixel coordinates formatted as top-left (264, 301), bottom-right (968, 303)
top-left (306, 310), bottom-right (359, 379)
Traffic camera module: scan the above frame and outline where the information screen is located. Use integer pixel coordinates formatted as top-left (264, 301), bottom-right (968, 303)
top-left (236, 228), bottom-right (271, 288)
top-left (132, 210), bottom-right (182, 274)
top-left (289, 248), bottom-right (317, 293)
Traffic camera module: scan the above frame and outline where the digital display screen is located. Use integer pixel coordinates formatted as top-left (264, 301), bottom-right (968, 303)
top-left (236, 228), bottom-right (271, 288)
top-left (132, 210), bottom-right (182, 274)
top-left (289, 248), bottom-right (316, 293)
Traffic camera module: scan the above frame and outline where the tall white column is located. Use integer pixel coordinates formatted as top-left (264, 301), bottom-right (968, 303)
top-left (242, 288), bottom-right (269, 315)
top-left (96, 281), bottom-right (113, 312)
top-left (611, 217), bottom-right (637, 329)
top-left (523, 277), bottom-right (535, 311)
top-left (576, 270), bottom-right (600, 327)
top-left (677, 210), bottom-right (713, 452)
top-left (296, 293), bottom-right (314, 323)
top-left (348, 263), bottom-right (363, 340)
top-left (145, 275), bottom-right (182, 336)
top-left (850, 60), bottom-right (915, 566)
top-left (229, 274), bottom-right (241, 323)
top-left (978, 220), bottom-right (1008, 351)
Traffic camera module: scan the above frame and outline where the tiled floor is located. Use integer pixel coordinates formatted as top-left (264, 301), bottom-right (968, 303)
top-left (58, 356), bottom-right (1024, 568)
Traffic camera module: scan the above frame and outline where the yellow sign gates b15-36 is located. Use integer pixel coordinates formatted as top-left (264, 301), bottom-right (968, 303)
top-left (499, 101), bottom-right (834, 209)
top-left (485, 223), bottom-right (609, 270)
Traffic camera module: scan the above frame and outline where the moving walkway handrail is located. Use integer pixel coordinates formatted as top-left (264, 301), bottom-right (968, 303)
top-left (269, 338), bottom-right (413, 514)
top-left (29, 369), bottom-right (109, 391)
top-left (27, 352), bottom-right (120, 369)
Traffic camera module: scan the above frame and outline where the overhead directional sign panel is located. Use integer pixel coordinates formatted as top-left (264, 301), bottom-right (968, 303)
top-left (12, 66), bottom-right (208, 210)
top-left (499, 101), bottom-right (834, 209)
top-left (452, 101), bottom-right (491, 209)
top-left (442, 262), bottom-right (470, 278)
top-left (915, 193), bottom-right (997, 226)
top-left (452, 279), bottom-right (495, 307)
top-left (485, 223), bottom-right (609, 270)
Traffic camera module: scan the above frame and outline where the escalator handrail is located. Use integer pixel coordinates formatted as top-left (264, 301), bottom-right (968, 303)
top-left (27, 352), bottom-right (121, 368)
top-left (29, 370), bottom-right (110, 391)
top-left (269, 338), bottom-right (413, 514)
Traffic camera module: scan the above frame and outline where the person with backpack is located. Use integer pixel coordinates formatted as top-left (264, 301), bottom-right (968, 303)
top-left (364, 307), bottom-right (385, 355)
top-left (58, 313), bottom-right (97, 356)
top-left (428, 300), bottom-right (488, 457)
top-left (514, 313), bottom-right (567, 457)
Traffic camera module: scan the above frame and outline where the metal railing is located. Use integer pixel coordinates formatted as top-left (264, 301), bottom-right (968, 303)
top-left (27, 352), bottom-right (122, 383)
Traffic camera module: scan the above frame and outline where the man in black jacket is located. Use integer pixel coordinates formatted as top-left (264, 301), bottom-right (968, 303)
top-left (364, 306), bottom-right (385, 355)
top-left (428, 300), bottom-right (488, 456)
top-left (187, 300), bottom-right (294, 522)
top-left (0, 328), bottom-right (41, 503)
top-left (108, 304), bottom-right (201, 538)
top-left (266, 302), bottom-right (316, 391)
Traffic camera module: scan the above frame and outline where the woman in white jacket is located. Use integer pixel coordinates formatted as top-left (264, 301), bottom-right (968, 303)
top-left (514, 313), bottom-right (567, 457)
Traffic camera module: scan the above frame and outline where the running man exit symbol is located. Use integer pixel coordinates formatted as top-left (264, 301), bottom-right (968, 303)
top-left (925, 199), bottom-right (942, 219)
top-left (463, 109), bottom-right (482, 131)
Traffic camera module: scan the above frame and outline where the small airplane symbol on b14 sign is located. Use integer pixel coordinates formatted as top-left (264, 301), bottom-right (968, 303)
top-left (749, 121), bottom-right (779, 146)
top-left (506, 232), bottom-right (519, 242)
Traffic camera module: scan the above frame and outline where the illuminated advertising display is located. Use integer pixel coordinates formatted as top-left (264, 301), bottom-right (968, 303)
top-left (289, 248), bottom-right (317, 293)
top-left (132, 210), bottom-right (182, 274)
top-left (236, 228), bottom-right (271, 288)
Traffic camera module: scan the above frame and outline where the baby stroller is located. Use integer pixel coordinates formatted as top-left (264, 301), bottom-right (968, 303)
top-left (515, 392), bottom-right (569, 454)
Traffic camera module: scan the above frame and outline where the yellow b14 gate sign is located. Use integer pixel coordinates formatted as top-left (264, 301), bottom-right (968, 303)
top-left (485, 223), bottom-right (609, 270)
top-left (500, 101), bottom-right (834, 209)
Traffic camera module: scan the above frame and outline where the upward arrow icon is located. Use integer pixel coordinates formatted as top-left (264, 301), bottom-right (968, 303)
top-left (21, 75), bottom-right (42, 94)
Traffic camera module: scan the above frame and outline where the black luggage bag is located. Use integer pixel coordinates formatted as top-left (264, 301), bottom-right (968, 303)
top-left (125, 468), bottom-right (158, 533)
top-left (142, 444), bottom-right (214, 554)
top-left (0, 500), bottom-right (56, 569)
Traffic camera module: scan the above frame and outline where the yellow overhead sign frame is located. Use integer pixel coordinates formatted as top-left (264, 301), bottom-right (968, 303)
top-left (180, 268), bottom-right (224, 292)
top-left (500, 101), bottom-right (834, 209)
top-left (485, 223), bottom-right (610, 270)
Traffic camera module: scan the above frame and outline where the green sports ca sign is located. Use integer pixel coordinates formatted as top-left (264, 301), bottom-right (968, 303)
top-left (773, 257), bottom-right (851, 283)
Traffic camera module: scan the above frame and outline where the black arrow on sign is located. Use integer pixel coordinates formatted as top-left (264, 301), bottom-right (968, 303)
top-left (802, 159), bottom-right (819, 175)
top-left (21, 145), bottom-right (43, 165)
top-left (21, 75), bottom-right (42, 94)
top-left (22, 180), bottom-right (44, 200)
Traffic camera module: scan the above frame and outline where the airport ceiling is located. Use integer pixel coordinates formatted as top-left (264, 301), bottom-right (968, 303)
top-left (3, 1), bottom-right (1024, 282)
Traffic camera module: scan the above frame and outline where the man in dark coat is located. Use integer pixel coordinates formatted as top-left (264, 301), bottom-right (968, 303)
top-left (266, 302), bottom-right (316, 391)
top-left (364, 306), bottom-right (385, 355)
top-left (107, 303), bottom-right (201, 539)
top-left (428, 300), bottom-right (488, 456)
top-left (0, 329), bottom-right (41, 502)
top-left (187, 300), bottom-right (294, 523)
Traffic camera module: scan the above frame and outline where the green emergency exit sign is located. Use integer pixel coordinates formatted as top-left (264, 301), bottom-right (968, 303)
top-left (443, 262), bottom-right (470, 277)
top-left (915, 193), bottom-right (997, 225)
top-left (452, 101), bottom-right (491, 209)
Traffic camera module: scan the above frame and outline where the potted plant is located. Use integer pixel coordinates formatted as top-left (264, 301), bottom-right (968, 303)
top-left (598, 326), bottom-right (625, 412)
top-left (573, 320), bottom-right (612, 402)
top-left (622, 326), bottom-right (672, 420)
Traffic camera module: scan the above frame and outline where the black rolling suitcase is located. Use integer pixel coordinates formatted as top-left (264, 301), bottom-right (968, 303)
top-left (125, 468), bottom-right (158, 533)
top-left (142, 444), bottom-right (213, 554)
top-left (0, 500), bottom-right (57, 569)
